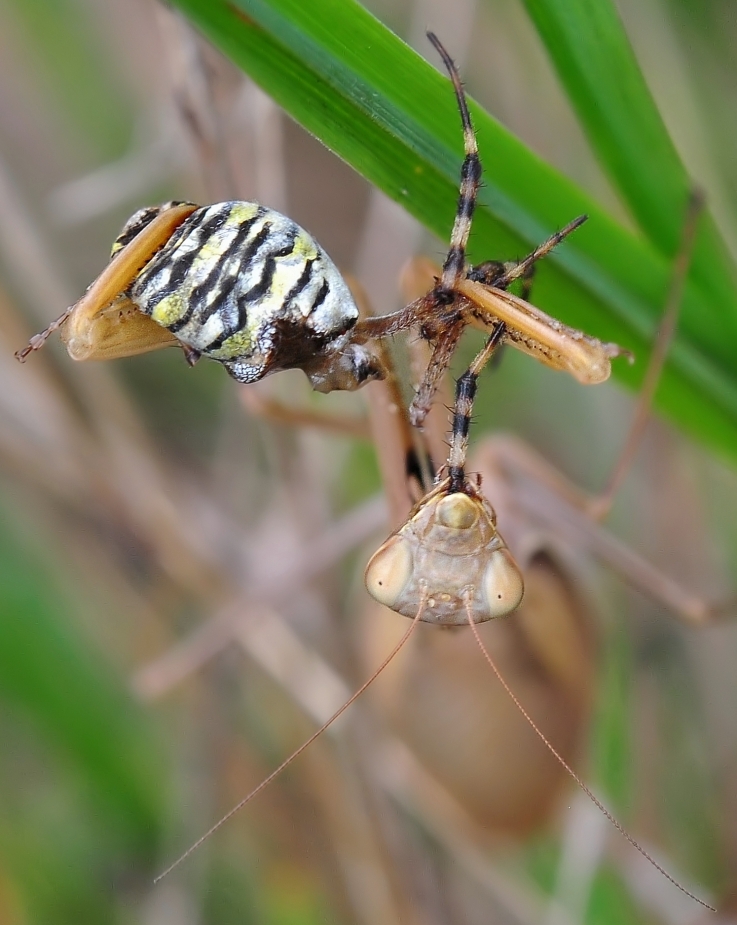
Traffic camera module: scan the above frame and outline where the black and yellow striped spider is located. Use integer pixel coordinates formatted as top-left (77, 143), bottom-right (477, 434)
top-left (15, 33), bottom-right (630, 628)
top-left (16, 198), bottom-right (387, 393)
top-left (17, 36), bottom-right (625, 422)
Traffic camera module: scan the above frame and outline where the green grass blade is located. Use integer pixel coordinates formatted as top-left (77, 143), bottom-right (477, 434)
top-left (519, 0), bottom-right (737, 377)
top-left (519, 0), bottom-right (691, 253)
top-left (168, 0), bottom-right (737, 466)
top-left (0, 512), bottom-right (165, 850)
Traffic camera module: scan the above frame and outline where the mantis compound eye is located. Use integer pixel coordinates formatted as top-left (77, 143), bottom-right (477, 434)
top-left (364, 535), bottom-right (413, 609)
top-left (482, 549), bottom-right (524, 618)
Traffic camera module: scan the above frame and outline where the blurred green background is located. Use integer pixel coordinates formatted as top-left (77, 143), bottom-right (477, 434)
top-left (1, 0), bottom-right (737, 923)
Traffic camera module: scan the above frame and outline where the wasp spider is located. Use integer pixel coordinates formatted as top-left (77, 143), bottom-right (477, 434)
top-left (17, 36), bottom-right (625, 429)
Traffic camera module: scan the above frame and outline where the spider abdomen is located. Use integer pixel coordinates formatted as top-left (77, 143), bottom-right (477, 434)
top-left (122, 201), bottom-right (360, 383)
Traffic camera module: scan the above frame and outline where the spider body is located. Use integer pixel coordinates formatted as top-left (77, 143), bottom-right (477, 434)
top-left (17, 200), bottom-right (384, 392)
top-left (115, 200), bottom-right (383, 390)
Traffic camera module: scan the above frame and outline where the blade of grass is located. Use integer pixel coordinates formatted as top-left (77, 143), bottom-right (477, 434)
top-left (168, 0), bottom-right (737, 467)
top-left (0, 508), bottom-right (166, 850)
top-left (518, 0), bottom-right (696, 253)
top-left (518, 0), bottom-right (737, 366)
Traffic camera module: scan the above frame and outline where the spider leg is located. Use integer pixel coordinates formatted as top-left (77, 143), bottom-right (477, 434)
top-left (404, 32), bottom-right (483, 429)
top-left (448, 321), bottom-right (506, 492)
top-left (408, 321), bottom-right (465, 428)
top-left (351, 294), bottom-right (427, 341)
top-left (468, 215), bottom-right (587, 291)
top-left (427, 32), bottom-right (482, 294)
